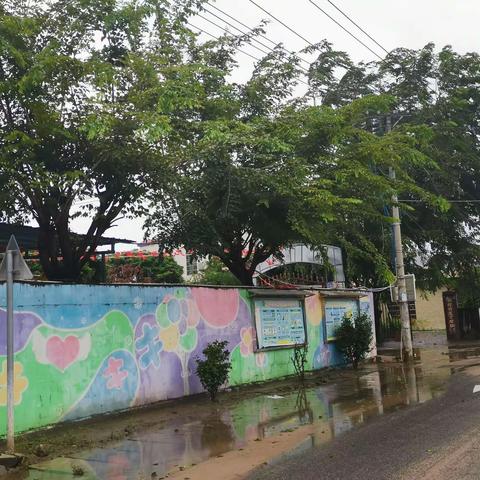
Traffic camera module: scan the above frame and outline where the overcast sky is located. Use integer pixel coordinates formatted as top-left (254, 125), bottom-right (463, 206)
top-left (70, 0), bottom-right (480, 249)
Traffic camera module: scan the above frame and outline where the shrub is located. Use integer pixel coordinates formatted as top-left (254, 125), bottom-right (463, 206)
top-left (334, 312), bottom-right (373, 368)
top-left (291, 343), bottom-right (308, 383)
top-left (192, 257), bottom-right (240, 285)
top-left (71, 464), bottom-right (85, 476)
top-left (196, 340), bottom-right (232, 401)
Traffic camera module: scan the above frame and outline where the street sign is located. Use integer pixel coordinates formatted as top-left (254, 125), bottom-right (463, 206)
top-left (0, 235), bottom-right (33, 281)
top-left (0, 235), bottom-right (33, 453)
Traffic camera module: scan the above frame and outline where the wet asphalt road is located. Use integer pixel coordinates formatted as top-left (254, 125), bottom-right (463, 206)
top-left (249, 364), bottom-right (480, 480)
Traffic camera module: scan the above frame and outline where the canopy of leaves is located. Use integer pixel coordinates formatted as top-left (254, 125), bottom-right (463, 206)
top-left (0, 0), bottom-right (211, 280)
top-left (146, 36), bottom-right (439, 285)
top-left (304, 42), bottom-right (480, 295)
top-left (2, 0), bottom-right (468, 293)
top-left (192, 257), bottom-right (240, 286)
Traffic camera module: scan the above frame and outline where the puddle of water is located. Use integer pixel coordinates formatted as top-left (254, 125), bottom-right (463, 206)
top-left (18, 347), bottom-right (460, 479)
top-left (447, 345), bottom-right (480, 361)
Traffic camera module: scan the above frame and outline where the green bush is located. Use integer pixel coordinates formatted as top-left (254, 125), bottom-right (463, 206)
top-left (192, 257), bottom-right (240, 286)
top-left (196, 340), bottom-right (232, 401)
top-left (334, 312), bottom-right (373, 369)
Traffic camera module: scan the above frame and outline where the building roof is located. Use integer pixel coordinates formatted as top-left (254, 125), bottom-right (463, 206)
top-left (0, 223), bottom-right (134, 253)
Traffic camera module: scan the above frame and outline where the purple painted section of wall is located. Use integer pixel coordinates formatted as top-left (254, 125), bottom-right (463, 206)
top-left (0, 309), bottom-right (42, 355)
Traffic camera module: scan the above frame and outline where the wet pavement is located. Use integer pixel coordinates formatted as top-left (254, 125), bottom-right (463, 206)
top-left (7, 345), bottom-right (479, 480)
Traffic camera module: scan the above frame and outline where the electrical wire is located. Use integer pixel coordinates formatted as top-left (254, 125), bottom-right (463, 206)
top-left (201, 6), bottom-right (310, 73)
top-left (188, 22), bottom-right (262, 62)
top-left (326, 0), bottom-right (389, 55)
top-left (307, 0), bottom-right (384, 60)
top-left (188, 22), bottom-right (311, 87)
top-left (196, 13), bottom-right (271, 57)
top-left (204, 2), bottom-right (312, 67)
top-left (248, 0), bottom-right (315, 46)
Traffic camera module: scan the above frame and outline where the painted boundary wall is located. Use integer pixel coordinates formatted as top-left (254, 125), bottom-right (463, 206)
top-left (0, 283), bottom-right (375, 435)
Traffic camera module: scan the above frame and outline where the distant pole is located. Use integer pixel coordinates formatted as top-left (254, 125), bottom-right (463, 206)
top-left (6, 250), bottom-right (14, 452)
top-left (386, 115), bottom-right (413, 360)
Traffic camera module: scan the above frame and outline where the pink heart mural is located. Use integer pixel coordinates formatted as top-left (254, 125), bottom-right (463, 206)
top-left (190, 288), bottom-right (239, 328)
top-left (46, 336), bottom-right (81, 371)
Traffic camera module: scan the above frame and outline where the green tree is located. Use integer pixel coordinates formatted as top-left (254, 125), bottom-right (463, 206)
top-left (304, 43), bottom-right (480, 292)
top-left (149, 94), bottom-right (439, 285)
top-left (192, 257), bottom-right (240, 286)
top-left (146, 44), bottom-right (308, 285)
top-left (0, 0), bottom-right (209, 280)
top-left (146, 30), bottom-right (439, 286)
top-left (196, 340), bottom-right (231, 401)
top-left (334, 312), bottom-right (373, 369)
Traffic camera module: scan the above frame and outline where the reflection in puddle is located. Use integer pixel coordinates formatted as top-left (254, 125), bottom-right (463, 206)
top-left (447, 345), bottom-right (480, 361)
top-left (20, 347), bottom-right (459, 479)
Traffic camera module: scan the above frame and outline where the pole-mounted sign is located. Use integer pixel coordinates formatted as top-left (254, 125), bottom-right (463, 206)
top-left (0, 236), bottom-right (33, 452)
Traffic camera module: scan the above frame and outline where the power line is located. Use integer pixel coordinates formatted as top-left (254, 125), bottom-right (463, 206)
top-left (202, 8), bottom-right (273, 52)
top-left (326, 0), bottom-right (389, 55)
top-left (189, 22), bottom-right (311, 87)
top-left (201, 7), bottom-right (309, 74)
top-left (196, 13), bottom-right (271, 57)
top-left (188, 22), bottom-right (262, 62)
top-left (205, 3), bottom-right (283, 49)
top-left (248, 0), bottom-right (315, 47)
top-left (205, 2), bottom-right (312, 67)
top-left (307, 0), bottom-right (383, 60)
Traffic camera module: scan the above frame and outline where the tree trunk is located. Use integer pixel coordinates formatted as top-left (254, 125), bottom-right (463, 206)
top-left (224, 259), bottom-right (254, 286)
top-left (37, 223), bottom-right (82, 281)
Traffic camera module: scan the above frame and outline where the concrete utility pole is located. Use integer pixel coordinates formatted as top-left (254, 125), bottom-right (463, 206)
top-left (386, 115), bottom-right (413, 360)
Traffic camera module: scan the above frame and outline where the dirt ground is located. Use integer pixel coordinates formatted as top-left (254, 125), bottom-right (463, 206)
top-left (4, 366), bottom-right (348, 472)
top-left (5, 344), bottom-right (476, 480)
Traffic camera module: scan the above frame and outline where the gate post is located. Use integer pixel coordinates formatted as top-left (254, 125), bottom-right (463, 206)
top-left (443, 291), bottom-right (460, 340)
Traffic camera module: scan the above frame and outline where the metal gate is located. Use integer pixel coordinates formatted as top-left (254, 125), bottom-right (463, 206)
top-left (375, 292), bottom-right (416, 344)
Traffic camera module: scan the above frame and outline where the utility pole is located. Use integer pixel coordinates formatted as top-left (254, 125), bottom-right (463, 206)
top-left (386, 115), bottom-right (413, 360)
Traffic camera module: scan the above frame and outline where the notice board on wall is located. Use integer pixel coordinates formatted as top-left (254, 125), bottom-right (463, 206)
top-left (254, 298), bottom-right (306, 349)
top-left (324, 298), bottom-right (359, 341)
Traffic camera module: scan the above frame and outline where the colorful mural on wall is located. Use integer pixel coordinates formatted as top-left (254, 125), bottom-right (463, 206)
top-left (0, 283), bottom-right (375, 435)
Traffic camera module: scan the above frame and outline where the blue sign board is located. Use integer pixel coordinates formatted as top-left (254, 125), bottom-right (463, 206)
top-left (325, 298), bottom-right (358, 341)
top-left (256, 304), bottom-right (306, 349)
